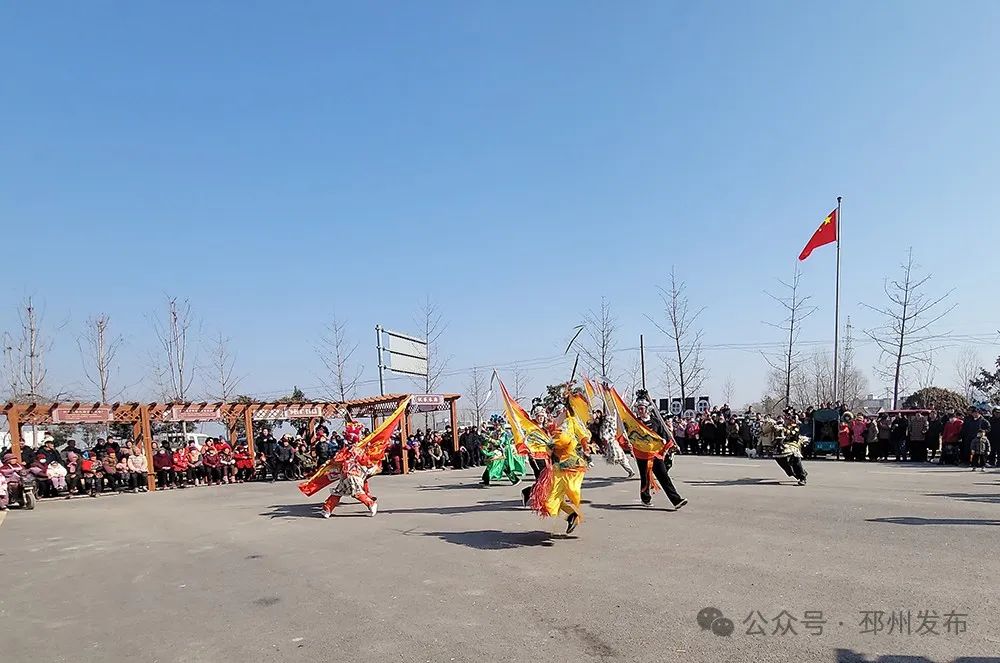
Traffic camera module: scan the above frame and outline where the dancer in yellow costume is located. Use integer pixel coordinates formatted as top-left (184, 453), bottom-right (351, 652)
top-left (529, 387), bottom-right (592, 535)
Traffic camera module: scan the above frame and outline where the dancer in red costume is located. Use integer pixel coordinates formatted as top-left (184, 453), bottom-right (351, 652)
top-left (320, 422), bottom-right (379, 517)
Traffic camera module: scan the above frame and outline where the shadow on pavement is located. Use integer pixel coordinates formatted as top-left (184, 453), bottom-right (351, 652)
top-left (419, 529), bottom-right (553, 550)
top-left (925, 492), bottom-right (1000, 504)
top-left (587, 502), bottom-right (673, 512)
top-left (686, 478), bottom-right (786, 487)
top-left (836, 647), bottom-right (1000, 662)
top-left (381, 500), bottom-right (521, 516)
top-left (866, 517), bottom-right (1000, 527)
top-left (260, 503), bottom-right (369, 519)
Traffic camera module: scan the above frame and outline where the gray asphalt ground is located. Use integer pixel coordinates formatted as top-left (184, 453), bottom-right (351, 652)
top-left (2, 456), bottom-right (998, 663)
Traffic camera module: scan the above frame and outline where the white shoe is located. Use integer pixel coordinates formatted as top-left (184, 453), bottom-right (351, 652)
top-left (369, 501), bottom-right (378, 517)
top-left (321, 510), bottom-right (332, 519)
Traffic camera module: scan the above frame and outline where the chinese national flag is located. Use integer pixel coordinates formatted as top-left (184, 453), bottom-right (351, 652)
top-left (798, 209), bottom-right (838, 261)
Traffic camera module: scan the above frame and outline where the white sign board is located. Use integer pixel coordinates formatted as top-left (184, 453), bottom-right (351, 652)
top-left (253, 405), bottom-right (325, 421)
top-left (386, 329), bottom-right (428, 377)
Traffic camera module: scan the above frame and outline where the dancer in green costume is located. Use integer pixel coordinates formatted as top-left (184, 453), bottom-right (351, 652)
top-left (481, 414), bottom-right (525, 486)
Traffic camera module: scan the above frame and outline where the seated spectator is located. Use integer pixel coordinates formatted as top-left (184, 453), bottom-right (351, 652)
top-left (30, 451), bottom-right (55, 498)
top-left (126, 445), bottom-right (149, 492)
top-left (220, 447), bottom-right (236, 484)
top-left (187, 443), bottom-right (204, 486)
top-left (64, 451), bottom-right (85, 498)
top-left (234, 445), bottom-right (254, 483)
top-left (172, 446), bottom-right (190, 488)
top-left (101, 451), bottom-right (124, 493)
top-left (81, 452), bottom-right (102, 497)
top-left (153, 445), bottom-right (174, 490)
top-left (428, 439), bottom-right (445, 469)
top-left (203, 446), bottom-right (222, 485)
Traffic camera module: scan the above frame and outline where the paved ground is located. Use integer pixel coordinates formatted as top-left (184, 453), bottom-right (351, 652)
top-left (2, 456), bottom-right (999, 663)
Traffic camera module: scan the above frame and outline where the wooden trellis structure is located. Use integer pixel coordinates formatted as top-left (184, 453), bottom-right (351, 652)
top-left (2, 393), bottom-right (460, 489)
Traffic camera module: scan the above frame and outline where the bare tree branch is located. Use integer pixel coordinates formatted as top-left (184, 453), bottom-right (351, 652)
top-left (761, 266), bottom-right (817, 406)
top-left (953, 346), bottom-right (980, 402)
top-left (150, 296), bottom-right (199, 403)
top-left (464, 366), bottom-right (489, 428)
top-left (578, 296), bottom-right (618, 382)
top-left (316, 316), bottom-right (362, 401)
top-left (862, 247), bottom-right (955, 408)
top-left (202, 332), bottom-right (243, 401)
top-left (510, 363), bottom-right (529, 404)
top-left (77, 314), bottom-right (125, 402)
top-left (650, 266), bottom-right (706, 403)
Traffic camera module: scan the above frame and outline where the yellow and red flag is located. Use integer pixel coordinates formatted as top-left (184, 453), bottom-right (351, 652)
top-left (798, 208), bottom-right (838, 261)
top-left (606, 385), bottom-right (667, 459)
top-left (498, 374), bottom-right (551, 459)
top-left (298, 396), bottom-right (411, 497)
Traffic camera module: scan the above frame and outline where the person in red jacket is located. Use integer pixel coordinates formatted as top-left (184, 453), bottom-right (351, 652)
top-left (838, 414), bottom-right (853, 461)
top-left (172, 447), bottom-right (190, 488)
top-left (203, 447), bottom-right (222, 485)
top-left (234, 445), bottom-right (254, 483)
top-left (152, 446), bottom-right (174, 490)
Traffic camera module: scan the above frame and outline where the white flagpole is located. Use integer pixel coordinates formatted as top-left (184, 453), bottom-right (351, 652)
top-left (832, 196), bottom-right (843, 401)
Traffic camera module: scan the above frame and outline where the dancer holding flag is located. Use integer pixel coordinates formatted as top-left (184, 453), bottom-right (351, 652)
top-left (298, 396), bottom-right (411, 518)
top-left (609, 387), bottom-right (687, 510)
top-left (585, 378), bottom-right (635, 478)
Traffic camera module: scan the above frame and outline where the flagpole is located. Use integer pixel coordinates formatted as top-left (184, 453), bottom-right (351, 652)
top-left (832, 196), bottom-right (842, 402)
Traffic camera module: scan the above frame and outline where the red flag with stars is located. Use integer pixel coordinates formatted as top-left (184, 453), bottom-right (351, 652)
top-left (798, 208), bottom-right (838, 261)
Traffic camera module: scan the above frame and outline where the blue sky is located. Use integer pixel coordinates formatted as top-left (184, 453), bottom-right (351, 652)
top-left (2, 1), bottom-right (999, 410)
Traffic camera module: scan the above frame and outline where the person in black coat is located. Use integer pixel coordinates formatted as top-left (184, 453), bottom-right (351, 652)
top-left (890, 415), bottom-right (909, 461)
top-left (255, 428), bottom-right (279, 481)
top-left (925, 411), bottom-right (943, 462)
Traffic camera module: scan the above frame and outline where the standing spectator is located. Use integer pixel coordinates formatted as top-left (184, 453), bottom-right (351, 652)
top-left (701, 415), bottom-right (719, 456)
top-left (838, 414), bottom-right (852, 460)
top-left (925, 411), bottom-right (943, 462)
top-left (315, 432), bottom-right (334, 467)
top-left (726, 416), bottom-right (741, 456)
top-left (850, 414), bottom-right (868, 462)
top-left (275, 438), bottom-right (294, 480)
top-left (942, 411), bottom-right (964, 464)
top-left (876, 414), bottom-right (893, 461)
top-left (256, 428), bottom-right (279, 482)
top-left (908, 411), bottom-right (929, 463)
top-left (685, 417), bottom-right (701, 455)
top-left (970, 430), bottom-right (990, 471)
top-left (890, 414), bottom-right (909, 461)
top-left (673, 416), bottom-right (687, 454)
top-left (987, 407), bottom-right (1000, 467)
top-left (960, 409), bottom-right (991, 464)
top-left (127, 445), bottom-right (149, 492)
top-left (864, 416), bottom-right (879, 461)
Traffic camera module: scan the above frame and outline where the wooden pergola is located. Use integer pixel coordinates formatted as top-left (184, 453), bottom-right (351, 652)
top-left (2, 393), bottom-right (460, 490)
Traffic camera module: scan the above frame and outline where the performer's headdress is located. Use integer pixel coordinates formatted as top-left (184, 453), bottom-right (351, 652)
top-left (344, 421), bottom-right (364, 444)
top-left (530, 398), bottom-right (547, 421)
top-left (488, 414), bottom-right (504, 428)
top-left (633, 389), bottom-right (653, 409)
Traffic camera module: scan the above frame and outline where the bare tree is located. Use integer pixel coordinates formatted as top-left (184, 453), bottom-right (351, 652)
top-left (651, 267), bottom-right (706, 403)
top-left (510, 362), bottom-right (529, 404)
top-left (2, 331), bottom-right (23, 400)
top-left (414, 296), bottom-right (449, 394)
top-left (953, 347), bottom-right (981, 402)
top-left (862, 248), bottom-right (954, 408)
top-left (762, 266), bottom-right (817, 407)
top-left (837, 317), bottom-right (869, 410)
top-left (796, 350), bottom-right (835, 407)
top-left (150, 296), bottom-right (198, 404)
top-left (465, 366), bottom-right (489, 428)
top-left (11, 297), bottom-right (58, 401)
top-left (579, 297), bottom-right (618, 381)
top-left (721, 376), bottom-right (735, 408)
top-left (316, 316), bottom-right (362, 401)
top-left (77, 314), bottom-right (125, 402)
top-left (624, 349), bottom-right (644, 401)
top-left (203, 332), bottom-right (243, 401)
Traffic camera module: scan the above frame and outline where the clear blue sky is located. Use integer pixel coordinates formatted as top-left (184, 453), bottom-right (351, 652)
top-left (2, 1), bottom-right (999, 410)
